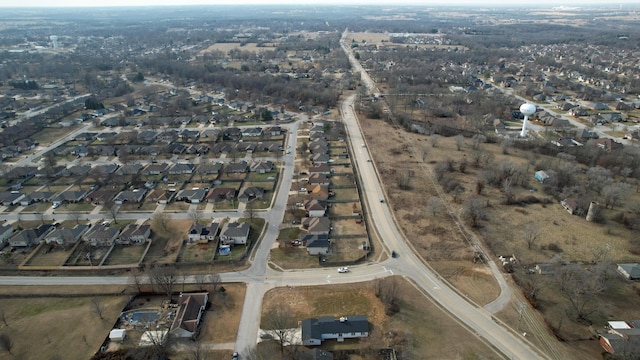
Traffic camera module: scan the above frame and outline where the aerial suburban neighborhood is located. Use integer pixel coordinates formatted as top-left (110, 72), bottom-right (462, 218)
top-left (1, 3), bottom-right (640, 360)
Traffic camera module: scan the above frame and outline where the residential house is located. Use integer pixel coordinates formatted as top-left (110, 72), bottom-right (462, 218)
top-left (20, 191), bottom-right (55, 206)
top-left (206, 188), bottom-right (236, 203)
top-left (301, 315), bottom-right (369, 346)
top-left (312, 154), bottom-right (330, 165)
top-left (0, 224), bottom-right (14, 250)
top-left (305, 199), bottom-right (327, 217)
top-left (64, 165), bottom-right (92, 177)
top-left (8, 224), bottom-right (54, 247)
top-left (303, 233), bottom-right (330, 255)
top-left (223, 127), bottom-right (242, 141)
top-left (86, 189), bottom-right (118, 205)
top-left (196, 162), bottom-right (222, 176)
top-left (0, 192), bottom-right (25, 206)
top-left (264, 126), bottom-right (282, 136)
top-left (309, 164), bottom-right (332, 175)
top-left (4, 166), bottom-right (37, 180)
top-left (220, 222), bottom-right (251, 245)
top-left (114, 189), bottom-right (147, 205)
top-left (35, 165), bottom-right (66, 178)
top-left (83, 224), bottom-right (120, 246)
top-left (594, 138), bottom-right (623, 152)
top-left (225, 161), bottom-right (248, 174)
top-left (116, 164), bottom-right (143, 176)
top-left (187, 143), bottom-right (209, 155)
top-left (303, 217), bottom-right (331, 235)
top-left (201, 128), bottom-right (220, 140)
top-left (137, 130), bottom-right (157, 143)
top-left (145, 189), bottom-right (175, 205)
top-left (168, 143), bottom-right (187, 155)
top-left (176, 189), bottom-right (207, 204)
top-left (187, 222), bottom-right (220, 243)
top-left (308, 173), bottom-right (330, 186)
top-left (143, 163), bottom-right (170, 176)
top-left (52, 190), bottom-right (88, 206)
top-left (250, 161), bottom-right (274, 174)
top-left (617, 263), bottom-right (640, 280)
top-left (234, 142), bottom-right (256, 153)
top-left (238, 187), bottom-right (264, 203)
top-left (211, 143), bottom-right (234, 154)
top-left (242, 127), bottom-right (263, 137)
top-left (309, 185), bottom-right (330, 201)
top-left (90, 164), bottom-right (119, 177)
top-left (180, 129), bottom-right (200, 141)
top-left (117, 224), bottom-right (151, 245)
top-left (71, 145), bottom-right (89, 157)
top-left (599, 320), bottom-right (640, 357)
top-left (169, 163), bottom-right (195, 175)
top-left (44, 224), bottom-right (90, 246)
top-left (170, 292), bottom-right (209, 338)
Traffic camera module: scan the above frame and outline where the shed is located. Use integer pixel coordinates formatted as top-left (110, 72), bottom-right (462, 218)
top-left (109, 329), bottom-right (126, 342)
top-left (617, 263), bottom-right (640, 280)
top-left (534, 170), bottom-right (550, 184)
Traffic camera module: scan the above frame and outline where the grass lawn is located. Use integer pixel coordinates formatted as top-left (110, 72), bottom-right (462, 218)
top-left (0, 296), bottom-right (129, 360)
top-left (194, 283), bottom-right (246, 344)
top-left (65, 243), bottom-right (111, 266)
top-left (102, 244), bottom-right (146, 265)
top-left (330, 174), bottom-right (356, 187)
top-left (247, 170), bottom-right (279, 181)
top-left (210, 199), bottom-right (238, 210)
top-left (23, 243), bottom-right (74, 267)
top-left (261, 277), bottom-right (500, 359)
top-left (64, 202), bottom-right (96, 212)
top-left (32, 125), bottom-right (77, 144)
top-left (332, 218), bottom-right (367, 236)
top-left (326, 237), bottom-right (366, 262)
top-left (164, 201), bottom-right (191, 212)
top-left (328, 202), bottom-right (357, 217)
top-left (331, 187), bottom-right (359, 201)
top-left (181, 241), bottom-right (216, 263)
top-left (269, 246), bottom-right (319, 269)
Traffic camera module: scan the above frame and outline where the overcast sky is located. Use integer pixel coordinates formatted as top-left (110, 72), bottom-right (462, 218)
top-left (2, 0), bottom-right (640, 7)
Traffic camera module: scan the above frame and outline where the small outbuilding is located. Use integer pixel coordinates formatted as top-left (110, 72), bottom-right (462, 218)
top-left (617, 263), bottom-right (640, 280)
top-left (109, 329), bottom-right (126, 342)
top-left (534, 170), bottom-right (550, 184)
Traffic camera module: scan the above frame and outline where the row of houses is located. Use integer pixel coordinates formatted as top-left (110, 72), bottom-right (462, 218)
top-left (186, 221), bottom-right (250, 246)
top-left (0, 223), bottom-right (151, 249)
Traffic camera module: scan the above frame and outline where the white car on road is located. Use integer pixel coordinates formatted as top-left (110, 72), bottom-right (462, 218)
top-left (337, 267), bottom-right (350, 273)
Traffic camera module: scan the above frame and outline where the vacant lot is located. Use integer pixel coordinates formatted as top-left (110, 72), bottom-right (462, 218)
top-left (0, 295), bottom-right (129, 360)
top-left (261, 277), bottom-right (501, 359)
top-left (200, 42), bottom-right (278, 54)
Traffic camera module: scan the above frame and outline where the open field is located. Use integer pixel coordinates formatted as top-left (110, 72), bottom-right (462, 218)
top-left (200, 43), bottom-right (278, 54)
top-left (0, 295), bottom-right (129, 360)
top-left (261, 277), bottom-right (501, 359)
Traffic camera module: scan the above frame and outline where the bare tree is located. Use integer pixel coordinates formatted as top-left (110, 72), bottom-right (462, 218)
top-left (194, 273), bottom-right (208, 291)
top-left (522, 222), bottom-right (542, 250)
top-left (151, 212), bottom-right (172, 238)
top-left (91, 298), bottom-right (106, 320)
top-left (244, 202), bottom-right (257, 224)
top-left (149, 266), bottom-right (178, 301)
top-left (396, 168), bottom-right (414, 190)
top-left (262, 304), bottom-right (297, 355)
top-left (209, 273), bottom-right (221, 293)
top-left (375, 278), bottom-right (400, 315)
top-left (429, 134), bottom-right (440, 148)
top-left (130, 267), bottom-right (145, 294)
top-left (462, 197), bottom-right (487, 228)
top-left (602, 182), bottom-right (632, 209)
top-left (107, 202), bottom-right (120, 224)
top-left (0, 333), bottom-right (12, 355)
top-left (454, 134), bottom-right (464, 151)
top-left (189, 209), bottom-right (202, 223)
top-left (555, 265), bottom-right (606, 322)
top-left (0, 309), bottom-right (8, 327)
top-left (426, 196), bottom-right (441, 216)
top-left (243, 344), bottom-right (279, 360)
top-left (69, 211), bottom-right (83, 224)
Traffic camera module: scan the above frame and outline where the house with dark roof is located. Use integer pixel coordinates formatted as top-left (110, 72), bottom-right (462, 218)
top-left (176, 189), bottom-right (207, 204)
top-left (312, 153), bottom-right (330, 165)
top-left (303, 233), bottom-right (330, 255)
top-left (187, 222), bottom-right (220, 243)
top-left (144, 163), bottom-right (170, 176)
top-left (169, 163), bottom-right (195, 175)
top-left (86, 189), bottom-right (118, 205)
top-left (8, 224), bottom-right (54, 247)
top-left (83, 224), bottom-right (120, 247)
top-left (617, 263), bottom-right (640, 280)
top-left (52, 190), bottom-right (88, 205)
top-left (250, 160), bottom-right (274, 173)
top-left (20, 191), bottom-right (55, 206)
top-left (117, 224), bottom-right (151, 245)
top-left (0, 224), bottom-right (14, 250)
top-left (304, 217), bottom-right (331, 235)
top-left (561, 198), bottom-right (578, 215)
top-left (44, 224), bottom-right (90, 246)
top-left (0, 192), bottom-right (25, 206)
top-left (309, 173), bottom-right (330, 186)
top-left (238, 187), bottom-right (264, 203)
top-left (196, 162), bottom-right (223, 175)
top-left (220, 222), bottom-right (250, 245)
top-left (305, 199), bottom-right (327, 217)
top-left (170, 292), bottom-right (209, 338)
top-left (599, 320), bottom-right (640, 357)
top-left (114, 189), bottom-right (147, 205)
top-left (225, 161), bottom-right (248, 174)
top-left (206, 188), bottom-right (236, 203)
top-left (301, 315), bottom-right (369, 346)
top-left (116, 164), bottom-right (143, 176)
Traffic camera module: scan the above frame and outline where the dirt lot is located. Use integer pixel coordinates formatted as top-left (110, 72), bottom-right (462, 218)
top-left (0, 295), bottom-right (129, 360)
top-left (261, 277), bottom-right (501, 359)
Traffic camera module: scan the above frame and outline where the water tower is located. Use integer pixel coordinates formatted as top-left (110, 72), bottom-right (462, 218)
top-left (50, 35), bottom-right (59, 49)
top-left (519, 103), bottom-right (536, 137)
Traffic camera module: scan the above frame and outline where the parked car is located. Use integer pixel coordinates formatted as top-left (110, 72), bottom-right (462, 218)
top-left (338, 267), bottom-right (350, 273)
top-left (391, 250), bottom-right (397, 258)
top-left (232, 352), bottom-right (239, 360)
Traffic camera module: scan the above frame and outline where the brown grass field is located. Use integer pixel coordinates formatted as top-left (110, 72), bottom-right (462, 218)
top-left (261, 277), bottom-right (501, 359)
top-left (200, 43), bottom-right (278, 54)
top-left (0, 295), bottom-right (129, 360)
